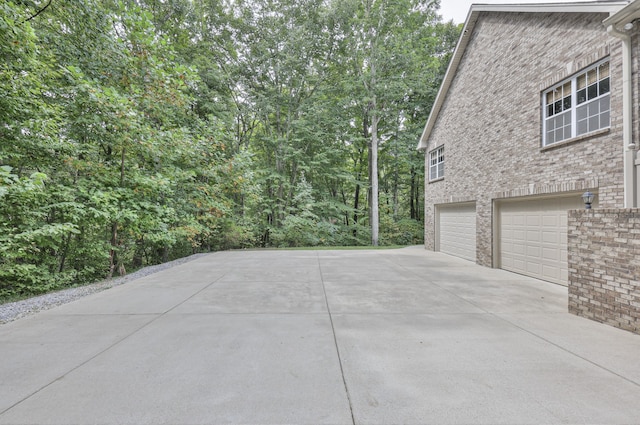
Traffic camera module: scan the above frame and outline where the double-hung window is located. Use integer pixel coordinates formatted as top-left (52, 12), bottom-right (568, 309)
top-left (429, 145), bottom-right (444, 181)
top-left (543, 60), bottom-right (610, 146)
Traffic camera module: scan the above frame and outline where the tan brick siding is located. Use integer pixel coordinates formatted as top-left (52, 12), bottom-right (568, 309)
top-left (424, 11), bottom-right (626, 267)
top-left (568, 209), bottom-right (640, 334)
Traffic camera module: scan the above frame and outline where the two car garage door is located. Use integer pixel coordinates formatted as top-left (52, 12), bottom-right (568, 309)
top-left (437, 196), bottom-right (585, 285)
top-left (497, 196), bottom-right (584, 286)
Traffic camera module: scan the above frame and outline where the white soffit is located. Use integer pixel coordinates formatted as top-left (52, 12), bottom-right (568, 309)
top-left (417, 1), bottom-right (630, 151)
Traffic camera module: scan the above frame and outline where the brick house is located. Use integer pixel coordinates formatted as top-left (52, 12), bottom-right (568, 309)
top-left (418, 0), bottom-right (640, 285)
top-left (417, 1), bottom-right (640, 287)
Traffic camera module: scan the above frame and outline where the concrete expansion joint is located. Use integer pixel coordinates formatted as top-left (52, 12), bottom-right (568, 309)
top-left (316, 252), bottom-right (356, 425)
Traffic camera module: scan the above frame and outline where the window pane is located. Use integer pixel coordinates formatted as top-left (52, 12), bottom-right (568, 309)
top-left (577, 88), bottom-right (587, 104)
top-left (577, 74), bottom-right (586, 89)
top-left (589, 116), bottom-right (599, 132)
top-left (547, 104), bottom-right (554, 117)
top-left (554, 115), bottom-right (562, 129)
top-left (563, 96), bottom-right (571, 110)
top-left (600, 77), bottom-right (610, 94)
top-left (601, 95), bottom-right (610, 113)
top-left (554, 99), bottom-right (562, 114)
top-left (546, 91), bottom-right (554, 105)
top-left (601, 110), bottom-right (610, 128)
top-left (587, 68), bottom-right (597, 84)
top-left (577, 104), bottom-right (587, 120)
top-left (555, 128), bottom-right (564, 141)
top-left (600, 97), bottom-right (610, 127)
top-left (587, 83), bottom-right (598, 100)
top-left (546, 129), bottom-right (555, 145)
top-left (577, 120), bottom-right (588, 135)
top-left (599, 62), bottom-right (610, 78)
top-left (588, 101), bottom-right (599, 116)
top-left (563, 82), bottom-right (571, 96)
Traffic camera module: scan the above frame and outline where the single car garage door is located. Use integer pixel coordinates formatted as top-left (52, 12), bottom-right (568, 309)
top-left (437, 203), bottom-right (476, 262)
top-left (498, 195), bottom-right (587, 285)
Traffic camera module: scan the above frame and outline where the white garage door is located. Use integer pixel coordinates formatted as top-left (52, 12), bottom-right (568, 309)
top-left (498, 196), bottom-right (586, 285)
top-left (438, 204), bottom-right (476, 262)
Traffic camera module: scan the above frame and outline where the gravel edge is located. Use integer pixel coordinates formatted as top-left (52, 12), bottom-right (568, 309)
top-left (0, 252), bottom-right (211, 325)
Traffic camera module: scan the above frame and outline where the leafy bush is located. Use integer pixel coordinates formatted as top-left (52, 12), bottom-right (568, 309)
top-left (380, 217), bottom-right (424, 246)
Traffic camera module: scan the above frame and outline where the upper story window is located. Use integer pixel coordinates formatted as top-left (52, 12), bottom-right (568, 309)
top-left (429, 145), bottom-right (444, 181)
top-left (543, 60), bottom-right (610, 147)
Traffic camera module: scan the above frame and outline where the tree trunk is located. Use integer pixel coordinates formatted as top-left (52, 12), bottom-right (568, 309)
top-left (369, 47), bottom-right (380, 246)
top-left (392, 125), bottom-right (400, 220)
top-left (108, 145), bottom-right (127, 279)
top-left (370, 101), bottom-right (379, 247)
top-left (353, 180), bottom-right (360, 228)
top-left (107, 222), bottom-right (118, 279)
top-left (58, 232), bottom-right (73, 273)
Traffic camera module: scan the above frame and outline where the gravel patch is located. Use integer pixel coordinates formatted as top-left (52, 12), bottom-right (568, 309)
top-left (0, 252), bottom-right (211, 325)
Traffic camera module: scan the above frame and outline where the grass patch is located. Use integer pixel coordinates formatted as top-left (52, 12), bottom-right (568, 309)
top-left (237, 245), bottom-right (413, 251)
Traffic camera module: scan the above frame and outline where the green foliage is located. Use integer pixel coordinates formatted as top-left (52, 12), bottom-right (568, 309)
top-left (380, 217), bottom-right (425, 246)
top-left (0, 0), bottom-right (458, 302)
top-left (0, 167), bottom-right (78, 298)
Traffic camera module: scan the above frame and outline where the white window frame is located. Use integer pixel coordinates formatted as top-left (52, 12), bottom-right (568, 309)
top-left (429, 145), bottom-right (444, 181)
top-left (542, 59), bottom-right (610, 147)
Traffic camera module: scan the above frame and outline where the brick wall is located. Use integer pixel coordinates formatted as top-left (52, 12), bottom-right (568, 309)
top-left (568, 209), bottom-right (640, 334)
top-left (423, 11), bottom-right (625, 266)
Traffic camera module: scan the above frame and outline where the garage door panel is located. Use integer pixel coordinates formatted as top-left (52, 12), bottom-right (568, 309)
top-left (543, 266), bottom-right (558, 281)
top-left (526, 230), bottom-right (540, 242)
top-left (512, 242), bottom-right (525, 255)
top-left (527, 263), bottom-right (541, 275)
top-left (542, 247), bottom-right (559, 260)
top-left (542, 231), bottom-right (558, 244)
top-left (526, 245), bottom-right (540, 257)
top-left (438, 204), bottom-right (476, 262)
top-left (560, 269), bottom-right (569, 282)
top-left (542, 215), bottom-right (558, 226)
top-left (499, 196), bottom-right (586, 285)
top-left (526, 216), bottom-right (540, 226)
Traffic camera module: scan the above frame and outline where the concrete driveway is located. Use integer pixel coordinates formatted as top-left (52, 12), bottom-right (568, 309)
top-left (1, 247), bottom-right (640, 425)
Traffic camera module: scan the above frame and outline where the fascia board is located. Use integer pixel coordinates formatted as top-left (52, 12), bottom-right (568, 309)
top-left (473, 2), bottom-right (628, 15)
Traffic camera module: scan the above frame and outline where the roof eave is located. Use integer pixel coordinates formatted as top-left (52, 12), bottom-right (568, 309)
top-left (604, 0), bottom-right (640, 28)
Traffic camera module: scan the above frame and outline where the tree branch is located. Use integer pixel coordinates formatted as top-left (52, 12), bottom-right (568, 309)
top-left (22, 0), bottom-right (53, 23)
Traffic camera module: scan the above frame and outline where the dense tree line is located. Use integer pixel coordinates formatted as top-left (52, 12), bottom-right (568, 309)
top-left (0, 0), bottom-right (459, 300)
